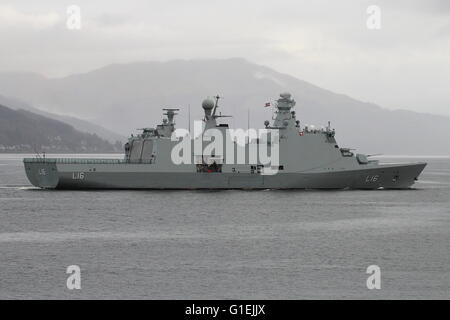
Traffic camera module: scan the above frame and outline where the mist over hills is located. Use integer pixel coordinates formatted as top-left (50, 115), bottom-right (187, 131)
top-left (0, 104), bottom-right (121, 153)
top-left (0, 58), bottom-right (448, 155)
top-left (0, 94), bottom-right (125, 144)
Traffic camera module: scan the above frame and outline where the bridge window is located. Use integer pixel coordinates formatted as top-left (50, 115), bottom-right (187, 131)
top-left (340, 148), bottom-right (354, 157)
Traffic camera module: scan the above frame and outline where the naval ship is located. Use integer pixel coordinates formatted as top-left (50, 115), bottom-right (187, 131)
top-left (23, 93), bottom-right (426, 189)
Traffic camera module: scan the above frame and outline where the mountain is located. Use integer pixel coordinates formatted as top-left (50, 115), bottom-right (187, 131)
top-left (0, 104), bottom-right (122, 153)
top-left (0, 94), bottom-right (126, 144)
top-left (0, 58), bottom-right (449, 155)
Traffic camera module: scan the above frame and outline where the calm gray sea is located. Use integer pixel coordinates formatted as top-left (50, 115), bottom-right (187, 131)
top-left (0, 154), bottom-right (449, 299)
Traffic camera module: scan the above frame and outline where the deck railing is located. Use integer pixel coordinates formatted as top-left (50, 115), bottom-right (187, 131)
top-left (23, 158), bottom-right (154, 164)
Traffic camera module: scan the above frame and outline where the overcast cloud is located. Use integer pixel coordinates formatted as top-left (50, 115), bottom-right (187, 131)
top-left (0, 0), bottom-right (449, 116)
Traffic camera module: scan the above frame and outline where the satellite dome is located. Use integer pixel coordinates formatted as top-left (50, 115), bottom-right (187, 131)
top-left (202, 98), bottom-right (215, 110)
top-left (280, 92), bottom-right (291, 99)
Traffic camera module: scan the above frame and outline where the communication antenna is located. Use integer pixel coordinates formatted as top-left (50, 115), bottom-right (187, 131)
top-left (188, 104), bottom-right (191, 133)
top-left (247, 108), bottom-right (250, 131)
top-left (247, 108), bottom-right (251, 144)
top-left (212, 95), bottom-right (220, 117)
top-left (210, 95), bottom-right (232, 120)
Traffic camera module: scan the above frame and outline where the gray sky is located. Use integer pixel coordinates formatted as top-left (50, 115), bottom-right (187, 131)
top-left (1, 0), bottom-right (449, 116)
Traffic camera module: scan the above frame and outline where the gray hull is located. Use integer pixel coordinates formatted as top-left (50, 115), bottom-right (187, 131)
top-left (24, 160), bottom-right (426, 190)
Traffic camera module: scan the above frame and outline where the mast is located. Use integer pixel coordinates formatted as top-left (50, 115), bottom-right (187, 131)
top-left (212, 94), bottom-right (220, 118)
top-left (247, 108), bottom-right (250, 131)
top-left (247, 108), bottom-right (250, 144)
top-left (188, 104), bottom-right (191, 133)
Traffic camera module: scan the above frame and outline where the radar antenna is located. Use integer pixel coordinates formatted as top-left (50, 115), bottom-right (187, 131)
top-left (163, 108), bottom-right (180, 124)
top-left (162, 108), bottom-right (180, 112)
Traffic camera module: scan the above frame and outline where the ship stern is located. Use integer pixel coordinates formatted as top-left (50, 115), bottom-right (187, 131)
top-left (23, 158), bottom-right (59, 189)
